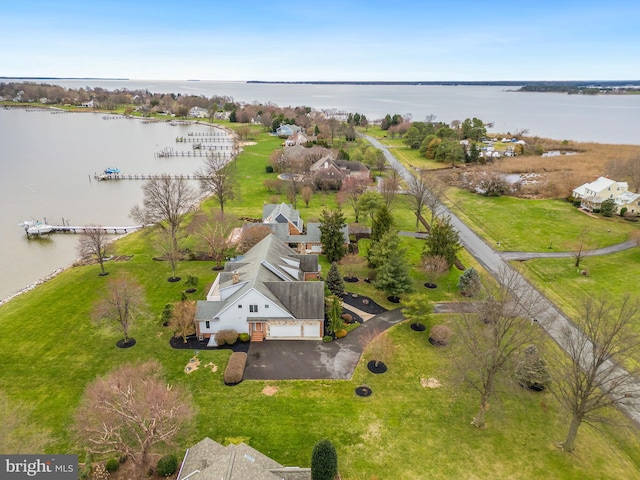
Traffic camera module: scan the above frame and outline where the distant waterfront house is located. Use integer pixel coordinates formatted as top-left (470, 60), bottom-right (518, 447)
top-left (177, 437), bottom-right (311, 480)
top-left (284, 132), bottom-right (310, 146)
top-left (189, 106), bottom-right (209, 118)
top-left (309, 156), bottom-right (370, 189)
top-left (81, 99), bottom-right (97, 108)
top-left (276, 124), bottom-right (303, 136)
top-left (195, 234), bottom-right (324, 344)
top-left (573, 176), bottom-right (630, 211)
top-left (260, 202), bottom-right (349, 253)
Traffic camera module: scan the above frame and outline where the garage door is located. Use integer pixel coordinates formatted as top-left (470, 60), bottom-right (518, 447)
top-left (302, 323), bottom-right (320, 338)
top-left (269, 324), bottom-right (302, 338)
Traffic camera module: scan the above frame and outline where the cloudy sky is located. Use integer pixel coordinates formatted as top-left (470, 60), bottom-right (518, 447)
top-left (1, 0), bottom-right (638, 81)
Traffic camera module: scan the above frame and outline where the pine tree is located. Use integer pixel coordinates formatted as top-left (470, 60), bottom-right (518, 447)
top-left (367, 230), bottom-right (401, 269)
top-left (371, 204), bottom-right (394, 242)
top-left (374, 249), bottom-right (414, 300)
top-left (311, 439), bottom-right (338, 480)
top-left (326, 262), bottom-right (344, 296)
top-left (319, 209), bottom-right (347, 263)
top-left (327, 295), bottom-right (344, 337)
top-left (458, 267), bottom-right (481, 297)
top-left (424, 215), bottom-right (461, 266)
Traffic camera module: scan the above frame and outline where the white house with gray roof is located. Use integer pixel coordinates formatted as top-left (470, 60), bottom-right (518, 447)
top-left (195, 234), bottom-right (324, 343)
top-left (572, 176), bottom-right (630, 211)
top-left (177, 437), bottom-right (311, 480)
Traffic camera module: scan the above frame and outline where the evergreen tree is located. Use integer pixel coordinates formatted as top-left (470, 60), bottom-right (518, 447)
top-left (319, 209), bottom-right (347, 263)
top-left (402, 293), bottom-right (433, 327)
top-left (457, 267), bottom-right (481, 297)
top-left (326, 262), bottom-right (345, 296)
top-left (371, 204), bottom-right (394, 242)
top-left (311, 438), bottom-right (338, 480)
top-left (367, 230), bottom-right (401, 269)
top-left (424, 216), bottom-right (461, 266)
top-left (515, 344), bottom-right (551, 391)
top-left (327, 295), bottom-right (344, 337)
top-left (374, 249), bottom-right (414, 300)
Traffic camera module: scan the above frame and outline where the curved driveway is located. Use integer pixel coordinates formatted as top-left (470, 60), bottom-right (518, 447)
top-left (364, 134), bottom-right (640, 426)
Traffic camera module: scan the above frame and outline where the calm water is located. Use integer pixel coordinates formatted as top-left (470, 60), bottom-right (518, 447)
top-left (37, 80), bottom-right (640, 144)
top-left (0, 109), bottom-right (214, 301)
top-left (1, 81), bottom-right (639, 302)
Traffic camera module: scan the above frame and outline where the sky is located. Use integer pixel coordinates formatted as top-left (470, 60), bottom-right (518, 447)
top-left (1, 0), bottom-right (639, 82)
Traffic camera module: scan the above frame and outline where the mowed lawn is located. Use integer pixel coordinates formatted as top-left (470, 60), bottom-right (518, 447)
top-left (1, 124), bottom-right (640, 478)
top-left (1, 242), bottom-right (640, 479)
top-left (445, 189), bottom-right (638, 252)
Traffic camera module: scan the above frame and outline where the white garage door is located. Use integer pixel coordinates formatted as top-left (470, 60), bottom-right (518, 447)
top-left (302, 324), bottom-right (320, 338)
top-left (269, 324), bottom-right (302, 338)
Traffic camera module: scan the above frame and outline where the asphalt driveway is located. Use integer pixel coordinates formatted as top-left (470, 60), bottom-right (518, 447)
top-left (243, 309), bottom-right (405, 380)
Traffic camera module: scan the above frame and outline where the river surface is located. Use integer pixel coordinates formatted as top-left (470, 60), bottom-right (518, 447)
top-left (0, 108), bottom-right (214, 302)
top-left (1, 80), bottom-right (639, 302)
top-left (29, 79), bottom-right (640, 145)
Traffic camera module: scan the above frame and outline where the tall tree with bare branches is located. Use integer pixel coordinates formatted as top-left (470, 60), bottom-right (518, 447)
top-left (75, 361), bottom-right (194, 476)
top-left (553, 296), bottom-right (640, 452)
top-left (130, 177), bottom-right (198, 251)
top-left (170, 300), bottom-right (196, 343)
top-left (93, 273), bottom-right (147, 345)
top-left (194, 211), bottom-right (236, 268)
top-left (77, 225), bottom-right (110, 275)
top-left (453, 268), bottom-right (544, 428)
top-left (199, 153), bottom-right (238, 214)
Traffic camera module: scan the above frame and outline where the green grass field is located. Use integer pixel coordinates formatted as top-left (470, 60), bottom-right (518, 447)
top-left (445, 188), bottom-right (638, 252)
top-left (1, 122), bottom-right (639, 478)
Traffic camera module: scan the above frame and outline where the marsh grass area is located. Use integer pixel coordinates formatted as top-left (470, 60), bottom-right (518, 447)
top-left (1, 125), bottom-right (640, 478)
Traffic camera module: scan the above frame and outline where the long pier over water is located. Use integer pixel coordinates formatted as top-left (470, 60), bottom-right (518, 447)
top-left (93, 173), bottom-right (214, 181)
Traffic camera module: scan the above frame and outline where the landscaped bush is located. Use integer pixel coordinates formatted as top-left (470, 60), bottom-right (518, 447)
top-left (239, 332), bottom-right (250, 342)
top-left (335, 329), bottom-right (348, 339)
top-left (215, 329), bottom-right (239, 346)
top-left (156, 454), bottom-right (178, 477)
top-left (323, 335), bottom-right (333, 343)
top-left (265, 165), bottom-right (274, 173)
top-left (341, 313), bottom-right (353, 323)
top-left (429, 325), bottom-right (452, 346)
top-left (458, 267), bottom-right (481, 297)
top-left (224, 352), bottom-right (247, 385)
top-left (105, 458), bottom-right (119, 473)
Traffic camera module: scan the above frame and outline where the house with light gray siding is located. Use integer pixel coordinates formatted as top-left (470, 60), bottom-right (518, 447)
top-left (195, 234), bottom-right (324, 344)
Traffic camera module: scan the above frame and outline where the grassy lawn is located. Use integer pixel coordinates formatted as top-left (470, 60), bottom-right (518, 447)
top-left (445, 188), bottom-right (639, 252)
top-left (1, 122), bottom-right (640, 478)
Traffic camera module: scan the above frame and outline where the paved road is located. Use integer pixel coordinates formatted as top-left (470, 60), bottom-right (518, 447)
top-left (364, 134), bottom-right (640, 426)
top-left (500, 239), bottom-right (637, 261)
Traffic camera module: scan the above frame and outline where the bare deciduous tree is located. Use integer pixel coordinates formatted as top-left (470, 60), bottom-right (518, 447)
top-left (170, 301), bottom-right (196, 343)
top-left (130, 177), bottom-right (198, 251)
top-left (302, 185), bottom-right (314, 207)
top-left (362, 329), bottom-right (395, 368)
top-left (338, 176), bottom-right (369, 223)
top-left (380, 168), bottom-right (402, 210)
top-left (194, 211), bottom-right (236, 268)
top-left (569, 227), bottom-right (593, 268)
top-left (75, 361), bottom-right (194, 475)
top-left (553, 296), bottom-right (640, 452)
top-left (422, 254), bottom-right (449, 288)
top-left (93, 273), bottom-right (147, 345)
top-left (156, 229), bottom-right (183, 281)
top-left (199, 153), bottom-right (238, 214)
top-left (453, 268), bottom-right (544, 428)
top-left (406, 173), bottom-right (430, 229)
top-left (239, 225), bottom-right (272, 253)
top-left (77, 225), bottom-right (110, 275)
top-left (422, 174), bottom-right (447, 230)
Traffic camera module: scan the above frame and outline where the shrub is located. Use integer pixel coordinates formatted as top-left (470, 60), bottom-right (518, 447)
top-left (311, 439), bottom-right (338, 480)
top-left (156, 454), bottom-right (178, 477)
top-left (429, 324), bottom-right (452, 346)
top-left (515, 345), bottom-right (551, 391)
top-left (341, 313), bottom-right (353, 323)
top-left (105, 458), bottom-right (120, 473)
top-left (239, 332), bottom-right (250, 342)
top-left (458, 267), bottom-right (481, 297)
top-left (265, 165), bottom-right (274, 173)
top-left (323, 335), bottom-right (333, 343)
top-left (335, 329), bottom-right (348, 338)
top-left (224, 352), bottom-right (247, 385)
top-left (620, 207), bottom-right (628, 217)
top-left (215, 329), bottom-right (238, 346)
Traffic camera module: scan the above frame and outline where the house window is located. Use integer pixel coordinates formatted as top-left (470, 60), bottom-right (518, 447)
top-left (205, 321), bottom-right (210, 329)
top-left (250, 305), bottom-right (258, 313)
top-left (265, 304), bottom-right (269, 309)
top-left (238, 304), bottom-right (242, 309)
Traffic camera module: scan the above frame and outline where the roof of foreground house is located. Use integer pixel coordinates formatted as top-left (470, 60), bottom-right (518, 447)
top-left (178, 437), bottom-right (311, 480)
top-left (196, 234), bottom-right (324, 321)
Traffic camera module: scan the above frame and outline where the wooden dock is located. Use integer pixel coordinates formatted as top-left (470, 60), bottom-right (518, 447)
top-left (176, 136), bottom-right (234, 143)
top-left (50, 225), bottom-right (145, 234)
top-left (94, 173), bottom-right (214, 181)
